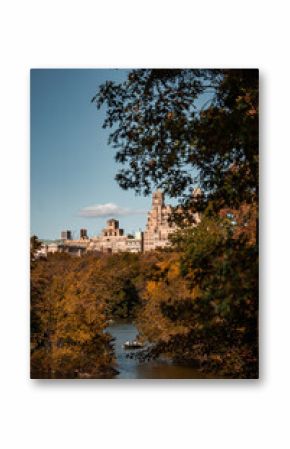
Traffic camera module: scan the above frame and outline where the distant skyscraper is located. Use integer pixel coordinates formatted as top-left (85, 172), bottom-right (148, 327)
top-left (143, 190), bottom-right (176, 252)
top-left (61, 230), bottom-right (72, 240)
top-left (143, 190), bottom-right (201, 252)
top-left (80, 228), bottom-right (88, 239)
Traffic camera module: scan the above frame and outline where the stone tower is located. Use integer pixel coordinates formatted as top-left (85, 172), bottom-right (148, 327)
top-left (143, 190), bottom-right (176, 252)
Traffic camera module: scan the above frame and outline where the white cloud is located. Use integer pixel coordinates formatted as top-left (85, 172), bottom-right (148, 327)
top-left (78, 203), bottom-right (146, 218)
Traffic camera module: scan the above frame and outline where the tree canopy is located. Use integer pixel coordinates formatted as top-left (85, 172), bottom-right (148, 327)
top-left (91, 68), bottom-right (259, 378)
top-left (92, 69), bottom-right (258, 212)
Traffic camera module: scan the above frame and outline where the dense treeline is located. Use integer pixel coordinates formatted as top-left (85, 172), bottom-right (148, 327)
top-left (91, 68), bottom-right (259, 378)
top-left (136, 212), bottom-right (258, 378)
top-left (30, 249), bottom-right (158, 378)
top-left (31, 252), bottom-right (116, 379)
top-left (31, 214), bottom-right (258, 379)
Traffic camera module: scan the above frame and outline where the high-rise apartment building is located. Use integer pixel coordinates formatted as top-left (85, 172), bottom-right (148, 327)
top-left (80, 228), bottom-right (88, 239)
top-left (143, 189), bottom-right (201, 252)
top-left (61, 230), bottom-right (72, 240)
top-left (143, 190), bottom-right (177, 252)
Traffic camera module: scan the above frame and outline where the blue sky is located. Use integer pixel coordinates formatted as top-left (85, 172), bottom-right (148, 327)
top-left (31, 69), bottom-right (154, 240)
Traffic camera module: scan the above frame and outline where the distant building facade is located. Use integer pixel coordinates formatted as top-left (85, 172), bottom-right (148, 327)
top-left (87, 219), bottom-right (143, 254)
top-left (80, 228), bottom-right (88, 239)
top-left (61, 230), bottom-right (72, 240)
top-left (143, 189), bottom-right (201, 252)
top-left (43, 190), bottom-right (201, 256)
top-left (143, 190), bottom-right (177, 252)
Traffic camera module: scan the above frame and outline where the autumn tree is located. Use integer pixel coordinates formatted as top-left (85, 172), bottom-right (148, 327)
top-left (94, 253), bottom-right (141, 320)
top-left (31, 254), bottom-right (116, 379)
top-left (92, 69), bottom-right (259, 378)
top-left (92, 69), bottom-right (258, 213)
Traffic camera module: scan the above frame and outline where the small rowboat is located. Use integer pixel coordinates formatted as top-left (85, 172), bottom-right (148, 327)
top-left (123, 340), bottom-right (144, 350)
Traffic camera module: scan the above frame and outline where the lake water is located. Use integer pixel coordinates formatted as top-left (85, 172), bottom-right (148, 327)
top-left (106, 322), bottom-right (211, 379)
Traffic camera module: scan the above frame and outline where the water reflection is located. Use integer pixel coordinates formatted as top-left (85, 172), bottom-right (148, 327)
top-left (106, 323), bottom-right (210, 379)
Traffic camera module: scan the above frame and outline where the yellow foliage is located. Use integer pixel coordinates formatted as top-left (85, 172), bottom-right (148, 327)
top-left (138, 252), bottom-right (198, 344)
